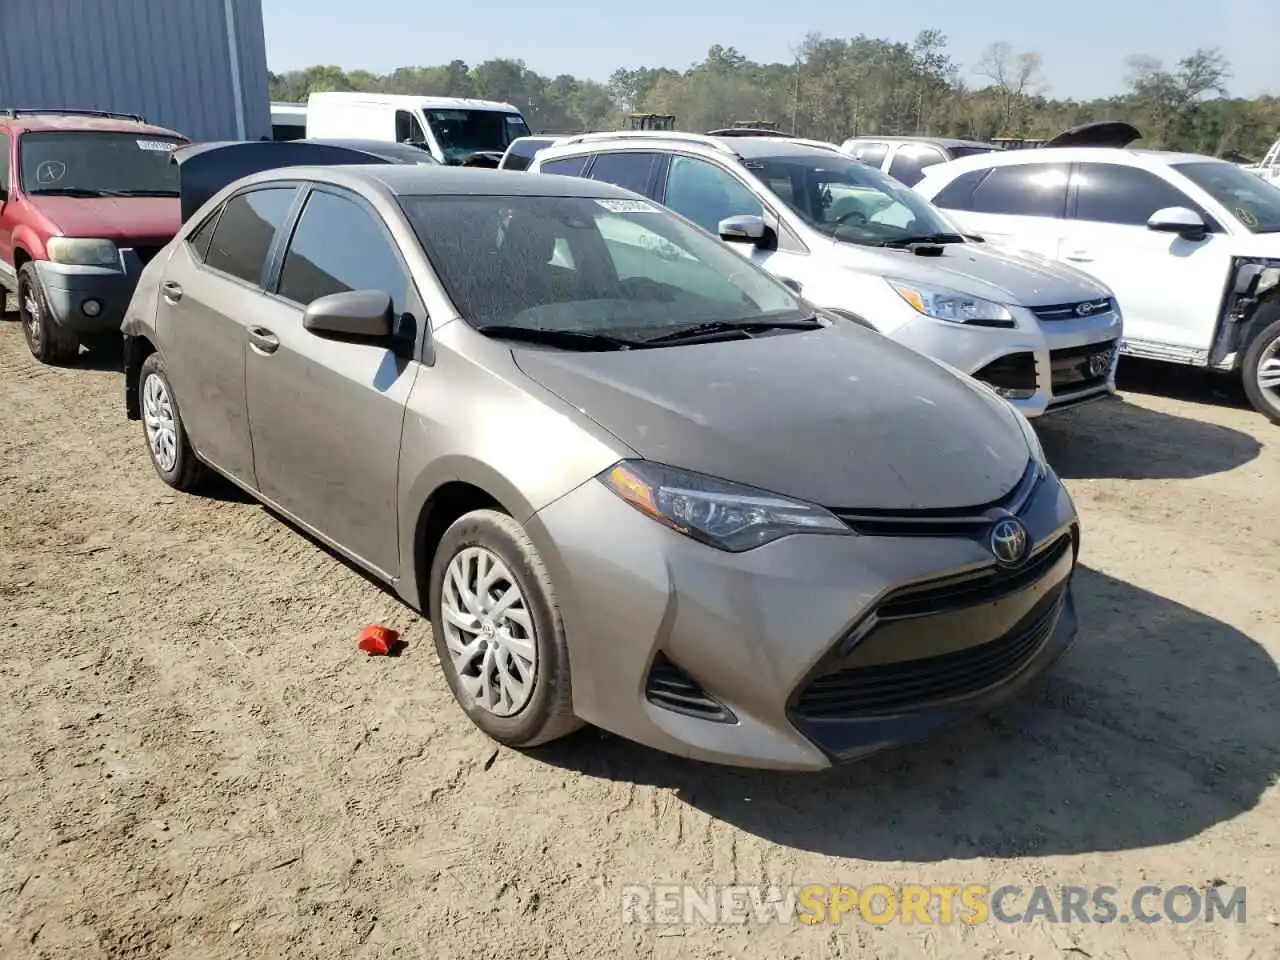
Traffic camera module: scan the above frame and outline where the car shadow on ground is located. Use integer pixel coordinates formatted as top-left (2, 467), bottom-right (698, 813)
top-left (1116, 356), bottom-right (1250, 410)
top-left (1035, 381), bottom-right (1261, 481)
top-left (532, 565), bottom-right (1279, 860)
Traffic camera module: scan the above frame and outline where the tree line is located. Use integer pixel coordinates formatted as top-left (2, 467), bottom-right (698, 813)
top-left (270, 32), bottom-right (1280, 159)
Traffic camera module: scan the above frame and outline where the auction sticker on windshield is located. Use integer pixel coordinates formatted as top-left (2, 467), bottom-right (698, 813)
top-left (136, 140), bottom-right (176, 151)
top-left (596, 198), bottom-right (658, 213)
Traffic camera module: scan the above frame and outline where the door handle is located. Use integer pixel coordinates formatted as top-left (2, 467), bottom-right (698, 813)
top-left (161, 280), bottom-right (183, 302)
top-left (1065, 250), bottom-right (1094, 262)
top-left (248, 326), bottom-right (279, 355)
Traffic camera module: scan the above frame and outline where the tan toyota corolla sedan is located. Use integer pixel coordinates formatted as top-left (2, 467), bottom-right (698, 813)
top-left (121, 161), bottom-right (1080, 771)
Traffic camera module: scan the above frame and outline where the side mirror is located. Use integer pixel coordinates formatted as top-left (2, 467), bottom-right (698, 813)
top-left (1147, 206), bottom-right (1207, 240)
top-left (302, 290), bottom-right (394, 340)
top-left (718, 214), bottom-right (768, 245)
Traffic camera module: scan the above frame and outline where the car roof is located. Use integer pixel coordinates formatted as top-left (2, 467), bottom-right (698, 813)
top-left (535, 132), bottom-right (844, 162)
top-left (845, 135), bottom-right (996, 150)
top-left (928, 145), bottom-right (1224, 177)
top-left (0, 110), bottom-right (184, 138)
top-left (235, 164), bottom-right (657, 200)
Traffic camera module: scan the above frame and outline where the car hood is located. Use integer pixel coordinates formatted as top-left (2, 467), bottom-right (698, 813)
top-left (513, 323), bottom-right (1030, 511)
top-left (829, 237), bottom-right (1110, 306)
top-left (26, 196), bottom-right (181, 245)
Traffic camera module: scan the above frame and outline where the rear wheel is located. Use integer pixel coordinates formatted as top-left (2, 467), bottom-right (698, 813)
top-left (428, 509), bottom-right (581, 748)
top-left (1242, 303), bottom-right (1280, 425)
top-left (19, 263), bottom-right (79, 364)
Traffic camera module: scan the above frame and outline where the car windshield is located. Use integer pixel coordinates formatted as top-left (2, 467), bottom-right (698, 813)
top-left (19, 131), bottom-right (183, 196)
top-left (1173, 161), bottom-right (1280, 233)
top-left (400, 193), bottom-right (807, 337)
top-left (424, 110), bottom-right (532, 164)
top-left (743, 152), bottom-right (961, 245)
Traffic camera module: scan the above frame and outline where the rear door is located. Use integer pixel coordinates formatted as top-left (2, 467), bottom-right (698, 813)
top-left (1057, 161), bottom-right (1231, 353)
top-left (245, 185), bottom-right (420, 576)
top-left (159, 185), bottom-right (300, 486)
top-left (931, 160), bottom-right (1071, 258)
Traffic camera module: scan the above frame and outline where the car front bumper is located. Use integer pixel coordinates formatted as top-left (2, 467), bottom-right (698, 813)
top-left (890, 306), bottom-right (1123, 419)
top-left (526, 463), bottom-right (1080, 771)
top-left (32, 247), bottom-right (156, 335)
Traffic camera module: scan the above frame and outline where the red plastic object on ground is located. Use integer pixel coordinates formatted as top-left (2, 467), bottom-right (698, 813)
top-left (358, 625), bottom-right (400, 656)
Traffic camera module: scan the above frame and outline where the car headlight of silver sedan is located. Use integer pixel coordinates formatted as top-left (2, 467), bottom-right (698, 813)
top-left (46, 237), bottom-right (120, 268)
top-left (887, 278), bottom-right (1014, 328)
top-left (600, 460), bottom-right (852, 552)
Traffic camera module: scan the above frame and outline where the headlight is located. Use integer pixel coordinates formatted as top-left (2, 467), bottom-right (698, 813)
top-left (887, 279), bottom-right (1014, 328)
top-left (46, 237), bottom-right (119, 268)
top-left (600, 460), bottom-right (851, 552)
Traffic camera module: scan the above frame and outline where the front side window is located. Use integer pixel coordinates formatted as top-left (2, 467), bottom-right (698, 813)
top-left (1172, 161), bottom-right (1280, 233)
top-left (662, 155), bottom-right (763, 234)
top-left (744, 151), bottom-right (959, 245)
top-left (968, 163), bottom-right (1069, 218)
top-left (1073, 163), bottom-right (1205, 227)
top-left (202, 187), bottom-right (297, 286)
top-left (424, 109), bottom-right (531, 163)
top-left (587, 151), bottom-right (660, 196)
top-left (18, 131), bottom-right (185, 197)
top-left (401, 193), bottom-right (804, 336)
top-left (277, 190), bottom-right (412, 313)
top-left (887, 144), bottom-right (946, 186)
top-left (395, 110), bottom-right (427, 145)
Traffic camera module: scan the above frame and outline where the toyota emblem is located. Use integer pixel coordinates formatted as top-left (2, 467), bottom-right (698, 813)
top-left (989, 516), bottom-right (1030, 566)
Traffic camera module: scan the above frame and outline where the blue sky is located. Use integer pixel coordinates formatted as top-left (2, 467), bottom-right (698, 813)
top-left (262, 0), bottom-right (1275, 101)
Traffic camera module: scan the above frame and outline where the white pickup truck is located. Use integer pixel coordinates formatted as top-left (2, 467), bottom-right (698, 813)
top-left (1242, 137), bottom-right (1280, 186)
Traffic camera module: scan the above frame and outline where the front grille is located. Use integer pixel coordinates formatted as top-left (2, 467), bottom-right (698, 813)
top-left (645, 653), bottom-right (735, 723)
top-left (973, 352), bottom-right (1036, 392)
top-left (1032, 297), bottom-right (1113, 322)
top-left (792, 586), bottom-right (1066, 719)
top-left (832, 460), bottom-right (1040, 538)
top-left (1050, 339), bottom-right (1116, 393)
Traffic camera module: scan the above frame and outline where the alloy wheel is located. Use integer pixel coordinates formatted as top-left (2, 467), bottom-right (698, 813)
top-left (439, 546), bottom-right (537, 717)
top-left (1256, 335), bottom-right (1280, 403)
top-left (20, 278), bottom-right (41, 353)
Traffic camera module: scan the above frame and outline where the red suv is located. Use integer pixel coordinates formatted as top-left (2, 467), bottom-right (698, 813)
top-left (0, 109), bottom-right (188, 364)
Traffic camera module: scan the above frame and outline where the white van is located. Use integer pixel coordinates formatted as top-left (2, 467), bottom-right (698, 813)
top-left (305, 93), bottom-right (532, 165)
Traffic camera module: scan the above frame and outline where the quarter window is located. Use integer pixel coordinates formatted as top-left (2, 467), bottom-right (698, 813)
top-left (662, 155), bottom-right (763, 234)
top-left (587, 151), bottom-right (660, 196)
top-left (968, 163), bottom-right (1070, 218)
top-left (277, 189), bottom-right (412, 313)
top-left (203, 187), bottom-right (297, 286)
top-left (185, 209), bottom-right (221, 262)
top-left (1073, 163), bottom-right (1204, 227)
top-left (540, 155), bottom-right (589, 177)
top-left (887, 144), bottom-right (946, 187)
top-left (930, 169), bottom-right (987, 211)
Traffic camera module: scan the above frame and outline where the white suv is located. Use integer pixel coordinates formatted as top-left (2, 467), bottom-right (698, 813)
top-left (530, 131), bottom-right (1124, 418)
top-left (915, 145), bottom-right (1280, 423)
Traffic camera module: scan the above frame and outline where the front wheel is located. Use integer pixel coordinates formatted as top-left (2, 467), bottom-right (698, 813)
top-left (18, 263), bottom-right (79, 364)
top-left (1242, 307), bottom-right (1280, 425)
top-left (428, 509), bottom-right (581, 748)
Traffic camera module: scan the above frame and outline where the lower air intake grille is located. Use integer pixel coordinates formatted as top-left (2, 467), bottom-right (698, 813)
top-left (645, 653), bottom-right (735, 723)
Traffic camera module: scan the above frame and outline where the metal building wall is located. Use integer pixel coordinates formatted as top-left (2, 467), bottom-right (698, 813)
top-left (0, 0), bottom-right (271, 141)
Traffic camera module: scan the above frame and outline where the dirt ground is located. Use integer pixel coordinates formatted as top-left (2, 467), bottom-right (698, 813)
top-left (0, 315), bottom-right (1277, 960)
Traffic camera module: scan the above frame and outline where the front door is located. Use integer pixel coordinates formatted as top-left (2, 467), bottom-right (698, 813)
top-left (244, 186), bottom-right (419, 577)
top-left (160, 185), bottom-right (299, 486)
top-left (1054, 162), bottom-right (1233, 353)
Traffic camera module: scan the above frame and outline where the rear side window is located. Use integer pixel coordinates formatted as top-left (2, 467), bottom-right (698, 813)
top-left (501, 139), bottom-right (549, 171)
top-left (203, 187), bottom-right (297, 286)
top-left (539, 155), bottom-right (589, 177)
top-left (849, 142), bottom-right (888, 166)
top-left (277, 189), bottom-right (412, 313)
top-left (1072, 163), bottom-right (1203, 226)
top-left (930, 169), bottom-right (987, 211)
top-left (587, 151), bottom-right (659, 196)
top-left (887, 144), bottom-right (946, 187)
top-left (968, 163), bottom-right (1069, 218)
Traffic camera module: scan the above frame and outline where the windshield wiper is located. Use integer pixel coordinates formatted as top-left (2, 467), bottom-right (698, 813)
top-left (474, 324), bottom-right (647, 351)
top-left (877, 233), bottom-right (968, 247)
top-left (28, 187), bottom-right (127, 197)
top-left (641, 316), bottom-right (824, 345)
top-left (111, 189), bottom-right (179, 197)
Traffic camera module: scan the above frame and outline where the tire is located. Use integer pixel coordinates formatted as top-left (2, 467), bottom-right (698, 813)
top-left (18, 263), bottom-right (79, 364)
top-left (1241, 303), bottom-right (1280, 425)
top-left (138, 352), bottom-right (206, 491)
top-left (428, 509), bottom-right (581, 749)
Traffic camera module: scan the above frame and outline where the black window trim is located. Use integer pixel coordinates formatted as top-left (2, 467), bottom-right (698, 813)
top-left (655, 149), bottom-right (809, 255)
top-left (1065, 161), bottom-right (1223, 233)
top-left (190, 182), bottom-right (305, 291)
top-left (265, 182), bottom-right (429, 355)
